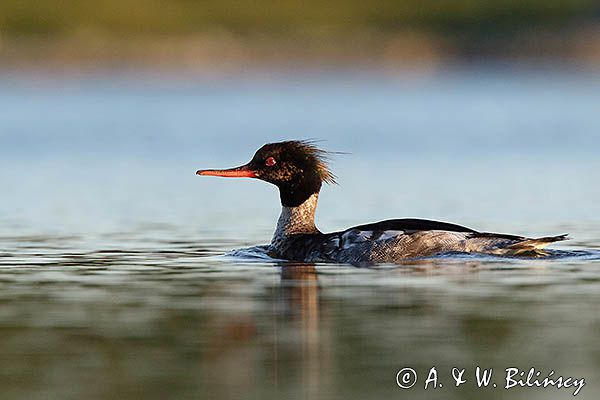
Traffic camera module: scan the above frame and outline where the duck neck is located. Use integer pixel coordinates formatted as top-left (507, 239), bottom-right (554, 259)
top-left (272, 192), bottom-right (320, 242)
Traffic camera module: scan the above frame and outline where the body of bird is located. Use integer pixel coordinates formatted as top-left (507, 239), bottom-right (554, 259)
top-left (197, 140), bottom-right (567, 265)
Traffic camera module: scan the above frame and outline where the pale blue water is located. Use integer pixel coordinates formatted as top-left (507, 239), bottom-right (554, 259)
top-left (0, 68), bottom-right (600, 399)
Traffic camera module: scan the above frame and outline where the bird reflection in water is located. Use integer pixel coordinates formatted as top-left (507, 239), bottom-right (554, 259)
top-left (273, 263), bottom-right (327, 398)
top-left (201, 262), bottom-right (326, 397)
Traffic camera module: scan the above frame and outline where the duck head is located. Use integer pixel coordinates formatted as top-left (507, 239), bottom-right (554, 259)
top-left (197, 140), bottom-right (335, 207)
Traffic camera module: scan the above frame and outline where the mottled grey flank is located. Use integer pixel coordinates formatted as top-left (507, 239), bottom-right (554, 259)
top-left (269, 194), bottom-right (567, 265)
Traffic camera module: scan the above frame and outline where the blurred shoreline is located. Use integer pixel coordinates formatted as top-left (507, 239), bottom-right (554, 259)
top-left (2, 26), bottom-right (600, 75)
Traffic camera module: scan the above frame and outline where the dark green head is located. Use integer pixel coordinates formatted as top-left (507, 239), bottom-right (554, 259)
top-left (197, 140), bottom-right (335, 207)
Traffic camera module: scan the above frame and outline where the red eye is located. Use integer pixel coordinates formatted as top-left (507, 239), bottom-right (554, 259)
top-left (265, 157), bottom-right (276, 167)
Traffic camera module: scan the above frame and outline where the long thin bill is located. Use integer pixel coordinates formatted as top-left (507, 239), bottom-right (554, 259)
top-left (196, 165), bottom-right (257, 178)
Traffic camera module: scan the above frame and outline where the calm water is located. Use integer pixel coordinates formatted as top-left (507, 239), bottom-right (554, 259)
top-left (1, 68), bottom-right (600, 399)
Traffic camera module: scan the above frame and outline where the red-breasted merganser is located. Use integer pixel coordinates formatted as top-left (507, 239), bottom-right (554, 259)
top-left (197, 140), bottom-right (567, 264)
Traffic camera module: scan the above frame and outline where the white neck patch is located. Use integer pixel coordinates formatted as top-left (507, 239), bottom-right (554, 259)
top-left (272, 192), bottom-right (320, 243)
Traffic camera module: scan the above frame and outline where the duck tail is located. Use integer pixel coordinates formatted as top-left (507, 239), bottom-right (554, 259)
top-left (506, 234), bottom-right (569, 256)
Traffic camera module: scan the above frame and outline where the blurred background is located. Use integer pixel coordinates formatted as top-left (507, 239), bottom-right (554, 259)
top-left (1, 2), bottom-right (600, 400)
top-left (1, 0), bottom-right (600, 71)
